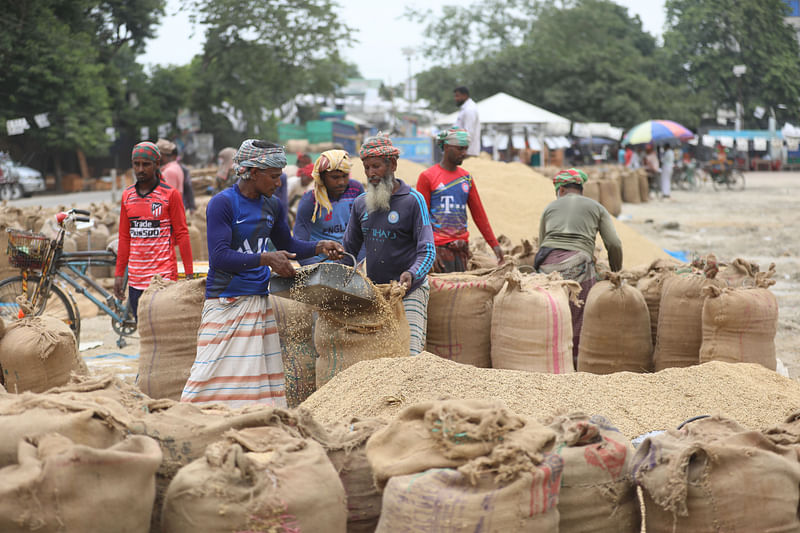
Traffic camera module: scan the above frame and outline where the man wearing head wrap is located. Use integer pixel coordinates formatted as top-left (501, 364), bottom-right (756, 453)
top-left (342, 135), bottom-right (436, 355)
top-left (156, 138), bottom-right (184, 199)
top-left (293, 150), bottom-right (364, 265)
top-left (534, 168), bottom-right (623, 369)
top-left (182, 139), bottom-right (344, 409)
top-left (114, 141), bottom-right (194, 321)
top-left (416, 128), bottom-right (504, 272)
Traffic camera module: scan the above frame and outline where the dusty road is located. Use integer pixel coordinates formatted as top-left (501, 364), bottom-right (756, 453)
top-left (621, 171), bottom-right (800, 376)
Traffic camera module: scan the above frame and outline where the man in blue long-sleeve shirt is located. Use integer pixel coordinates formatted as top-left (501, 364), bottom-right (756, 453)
top-left (342, 135), bottom-right (436, 355)
top-left (182, 139), bottom-right (343, 408)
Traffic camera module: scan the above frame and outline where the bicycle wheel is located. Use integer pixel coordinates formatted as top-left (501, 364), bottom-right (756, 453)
top-left (0, 275), bottom-right (81, 342)
top-left (727, 170), bottom-right (746, 191)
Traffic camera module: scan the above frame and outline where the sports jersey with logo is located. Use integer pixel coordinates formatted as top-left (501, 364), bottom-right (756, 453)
top-left (293, 179), bottom-right (364, 265)
top-left (115, 179), bottom-right (192, 289)
top-left (416, 164), bottom-right (499, 248)
top-left (342, 179), bottom-right (435, 293)
top-left (205, 183), bottom-right (317, 298)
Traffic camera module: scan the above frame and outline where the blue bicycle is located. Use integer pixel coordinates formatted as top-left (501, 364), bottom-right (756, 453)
top-left (0, 209), bottom-right (135, 347)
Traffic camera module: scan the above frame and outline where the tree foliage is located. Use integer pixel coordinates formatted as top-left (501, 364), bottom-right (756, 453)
top-left (413, 0), bottom-right (798, 131)
top-left (187, 0), bottom-right (355, 141)
top-left (663, 0), bottom-right (800, 122)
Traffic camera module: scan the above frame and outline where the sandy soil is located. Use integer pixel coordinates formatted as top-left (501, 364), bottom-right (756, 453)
top-left (620, 171), bottom-right (800, 377)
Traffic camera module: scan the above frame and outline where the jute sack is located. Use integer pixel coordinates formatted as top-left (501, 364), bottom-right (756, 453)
top-left (161, 426), bottom-right (347, 533)
top-left (321, 417), bottom-right (388, 532)
top-left (491, 271), bottom-right (580, 374)
top-left (315, 282), bottom-right (410, 388)
top-left (637, 169), bottom-right (649, 202)
top-left (426, 265), bottom-right (510, 368)
top-left (717, 257), bottom-right (759, 288)
top-left (511, 238), bottom-right (538, 267)
top-left (636, 261), bottom-right (677, 347)
top-left (136, 276), bottom-right (205, 400)
top-left (191, 217), bottom-right (208, 261)
top-left (177, 223), bottom-right (202, 263)
top-left (0, 315), bottom-right (84, 394)
top-left (272, 296), bottom-right (317, 408)
top-left (699, 269), bottom-right (778, 370)
top-left (376, 456), bottom-right (562, 533)
top-left (46, 372), bottom-right (149, 411)
top-left (126, 401), bottom-right (328, 533)
top-left (653, 272), bottom-right (723, 371)
top-left (764, 410), bottom-right (800, 446)
top-left (578, 273), bottom-right (652, 374)
top-left (366, 399), bottom-right (557, 489)
top-left (598, 179), bottom-right (622, 217)
top-left (0, 433), bottom-right (162, 533)
top-left (633, 416), bottom-right (800, 532)
top-left (0, 392), bottom-right (130, 467)
top-left (583, 180), bottom-right (601, 202)
top-left (547, 413), bottom-right (640, 533)
top-left (621, 172), bottom-right (641, 204)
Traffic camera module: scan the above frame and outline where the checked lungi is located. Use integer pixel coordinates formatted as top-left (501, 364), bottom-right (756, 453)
top-left (537, 249), bottom-right (596, 370)
top-left (181, 294), bottom-right (287, 408)
top-left (403, 279), bottom-right (430, 356)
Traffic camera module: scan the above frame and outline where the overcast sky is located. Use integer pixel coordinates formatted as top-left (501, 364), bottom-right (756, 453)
top-left (140, 0), bottom-right (667, 84)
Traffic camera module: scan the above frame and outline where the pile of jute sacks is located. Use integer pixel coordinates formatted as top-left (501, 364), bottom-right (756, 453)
top-left (123, 247), bottom-right (779, 410)
top-left (423, 253), bottom-right (778, 376)
top-left (3, 364), bottom-right (800, 532)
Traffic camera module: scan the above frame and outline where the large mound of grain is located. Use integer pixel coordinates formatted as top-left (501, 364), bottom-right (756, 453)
top-left (349, 158), bottom-right (668, 268)
top-left (302, 352), bottom-right (800, 439)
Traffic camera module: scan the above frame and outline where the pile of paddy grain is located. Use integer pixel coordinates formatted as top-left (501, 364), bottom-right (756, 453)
top-left (349, 158), bottom-right (669, 269)
top-left (301, 352), bottom-right (800, 439)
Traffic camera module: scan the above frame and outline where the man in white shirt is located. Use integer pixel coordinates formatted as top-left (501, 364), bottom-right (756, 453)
top-left (454, 86), bottom-right (481, 157)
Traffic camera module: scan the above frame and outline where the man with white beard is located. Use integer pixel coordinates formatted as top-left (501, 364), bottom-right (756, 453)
top-left (342, 135), bottom-right (436, 355)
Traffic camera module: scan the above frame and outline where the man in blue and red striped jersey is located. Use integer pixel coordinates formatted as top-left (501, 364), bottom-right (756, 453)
top-left (114, 141), bottom-right (193, 320)
top-left (416, 128), bottom-right (504, 272)
top-left (342, 134), bottom-right (436, 355)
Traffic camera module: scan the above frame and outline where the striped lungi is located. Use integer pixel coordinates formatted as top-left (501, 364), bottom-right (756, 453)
top-left (404, 279), bottom-right (430, 356)
top-left (538, 249), bottom-right (596, 370)
top-left (181, 294), bottom-right (287, 408)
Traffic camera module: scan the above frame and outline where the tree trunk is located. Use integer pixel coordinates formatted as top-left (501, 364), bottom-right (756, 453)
top-left (54, 153), bottom-right (63, 192)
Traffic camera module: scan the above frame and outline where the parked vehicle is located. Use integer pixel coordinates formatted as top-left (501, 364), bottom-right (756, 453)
top-left (0, 153), bottom-right (45, 198)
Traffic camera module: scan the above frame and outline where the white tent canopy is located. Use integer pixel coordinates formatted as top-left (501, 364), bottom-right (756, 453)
top-left (438, 92), bottom-right (571, 134)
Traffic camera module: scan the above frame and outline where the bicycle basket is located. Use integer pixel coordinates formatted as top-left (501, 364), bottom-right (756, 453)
top-left (6, 228), bottom-right (50, 270)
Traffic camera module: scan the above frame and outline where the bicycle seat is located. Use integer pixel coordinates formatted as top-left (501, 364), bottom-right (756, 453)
top-left (106, 238), bottom-right (118, 257)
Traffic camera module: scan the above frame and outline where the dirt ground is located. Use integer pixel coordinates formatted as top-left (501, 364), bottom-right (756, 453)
top-left (621, 171), bottom-right (800, 377)
top-left (76, 170), bottom-right (799, 380)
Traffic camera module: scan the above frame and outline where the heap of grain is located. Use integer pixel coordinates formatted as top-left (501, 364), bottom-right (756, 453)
top-left (302, 352), bottom-right (800, 439)
top-left (348, 158), bottom-right (670, 269)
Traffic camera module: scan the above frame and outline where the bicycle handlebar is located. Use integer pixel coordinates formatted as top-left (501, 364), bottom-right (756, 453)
top-left (73, 209), bottom-right (90, 216)
top-left (75, 216), bottom-right (90, 223)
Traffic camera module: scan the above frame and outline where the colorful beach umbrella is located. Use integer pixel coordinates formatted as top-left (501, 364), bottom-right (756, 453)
top-left (622, 120), bottom-right (694, 145)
